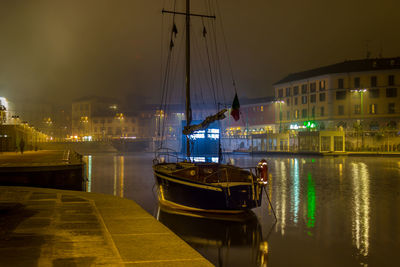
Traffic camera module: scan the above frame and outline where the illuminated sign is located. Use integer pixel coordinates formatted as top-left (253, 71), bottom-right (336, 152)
top-left (303, 121), bottom-right (317, 129)
top-left (189, 129), bottom-right (219, 140)
top-left (190, 130), bottom-right (205, 140)
top-left (182, 121), bottom-right (220, 158)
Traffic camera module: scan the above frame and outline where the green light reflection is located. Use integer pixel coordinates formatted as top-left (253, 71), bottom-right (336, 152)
top-left (307, 172), bottom-right (316, 231)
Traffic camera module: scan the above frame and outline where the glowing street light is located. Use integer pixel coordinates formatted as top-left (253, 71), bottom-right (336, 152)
top-left (351, 88), bottom-right (368, 116)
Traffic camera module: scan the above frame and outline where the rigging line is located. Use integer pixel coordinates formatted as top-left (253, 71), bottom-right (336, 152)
top-left (159, 8), bottom-right (165, 108)
top-left (169, 21), bottom-right (185, 107)
top-left (198, 25), bottom-right (215, 106)
top-left (172, 19), bottom-right (188, 125)
top-left (160, 18), bottom-right (180, 147)
top-left (190, 28), bottom-right (204, 108)
top-left (191, 27), bottom-right (205, 107)
top-left (204, 2), bottom-right (224, 105)
top-left (202, 16), bottom-right (218, 111)
top-left (159, 36), bottom-right (173, 147)
top-left (209, 14), bottom-right (227, 106)
top-left (216, 0), bottom-right (237, 94)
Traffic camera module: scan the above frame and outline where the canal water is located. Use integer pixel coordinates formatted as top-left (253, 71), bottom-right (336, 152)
top-left (83, 152), bottom-right (400, 266)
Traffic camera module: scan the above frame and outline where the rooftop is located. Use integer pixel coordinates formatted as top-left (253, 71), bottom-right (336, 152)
top-left (274, 57), bottom-right (400, 85)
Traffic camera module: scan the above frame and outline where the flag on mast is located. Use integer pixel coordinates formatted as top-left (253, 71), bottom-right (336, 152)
top-left (230, 93), bottom-right (240, 121)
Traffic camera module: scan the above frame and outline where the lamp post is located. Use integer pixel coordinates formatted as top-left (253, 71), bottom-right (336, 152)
top-left (350, 89), bottom-right (367, 150)
top-left (273, 100), bottom-right (285, 133)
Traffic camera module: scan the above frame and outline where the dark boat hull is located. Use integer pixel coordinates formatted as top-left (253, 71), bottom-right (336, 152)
top-left (154, 170), bottom-right (263, 213)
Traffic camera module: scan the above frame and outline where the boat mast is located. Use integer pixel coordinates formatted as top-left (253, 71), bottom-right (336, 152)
top-left (185, 0), bottom-right (191, 159)
top-left (162, 2), bottom-right (215, 159)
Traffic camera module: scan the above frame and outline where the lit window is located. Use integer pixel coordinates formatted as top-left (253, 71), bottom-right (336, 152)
top-left (319, 80), bottom-right (326, 90)
top-left (369, 104), bottom-right (377, 114)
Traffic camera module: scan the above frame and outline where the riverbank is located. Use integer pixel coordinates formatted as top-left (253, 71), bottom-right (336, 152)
top-left (0, 186), bottom-right (212, 266)
top-left (231, 151), bottom-right (400, 157)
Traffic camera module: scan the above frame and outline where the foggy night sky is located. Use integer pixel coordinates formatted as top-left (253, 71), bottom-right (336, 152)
top-left (0, 0), bottom-right (399, 108)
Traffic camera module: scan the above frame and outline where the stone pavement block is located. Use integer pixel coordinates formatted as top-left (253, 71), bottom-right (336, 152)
top-left (59, 214), bottom-right (99, 222)
top-left (61, 195), bottom-right (89, 202)
top-left (58, 207), bottom-right (94, 215)
top-left (49, 241), bottom-right (116, 257)
top-left (24, 207), bottom-right (55, 217)
top-left (25, 200), bottom-right (56, 206)
top-left (0, 247), bottom-right (42, 267)
top-left (98, 206), bottom-right (153, 219)
top-left (124, 259), bottom-right (213, 267)
top-left (112, 233), bottom-right (203, 262)
top-left (13, 219), bottom-right (53, 235)
top-left (0, 190), bottom-right (31, 201)
top-left (59, 203), bottom-right (92, 209)
top-left (29, 192), bottom-right (57, 200)
top-left (103, 217), bottom-right (170, 235)
top-left (51, 256), bottom-right (98, 266)
top-left (55, 222), bottom-right (102, 230)
top-left (0, 233), bottom-right (50, 248)
top-left (63, 229), bottom-right (104, 238)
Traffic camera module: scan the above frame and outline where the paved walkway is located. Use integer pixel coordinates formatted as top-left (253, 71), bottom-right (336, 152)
top-left (0, 186), bottom-right (212, 266)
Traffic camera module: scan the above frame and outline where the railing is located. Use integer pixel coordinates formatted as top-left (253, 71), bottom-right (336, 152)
top-left (153, 147), bottom-right (184, 164)
top-left (62, 149), bottom-right (83, 164)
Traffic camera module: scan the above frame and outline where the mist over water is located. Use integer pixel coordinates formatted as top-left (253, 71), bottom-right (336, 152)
top-left (84, 152), bottom-right (400, 266)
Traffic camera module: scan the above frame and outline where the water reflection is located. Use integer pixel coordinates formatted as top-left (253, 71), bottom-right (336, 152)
top-left (156, 206), bottom-right (268, 267)
top-left (84, 153), bottom-right (400, 266)
top-left (275, 160), bottom-right (287, 235)
top-left (306, 172), bottom-right (316, 234)
top-left (85, 155), bottom-right (92, 192)
top-left (292, 159), bottom-right (300, 224)
top-left (351, 162), bottom-right (370, 259)
top-left (113, 155), bottom-right (125, 197)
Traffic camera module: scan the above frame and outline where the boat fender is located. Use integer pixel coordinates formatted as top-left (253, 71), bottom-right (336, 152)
top-left (257, 159), bottom-right (268, 184)
top-left (190, 170), bottom-right (196, 176)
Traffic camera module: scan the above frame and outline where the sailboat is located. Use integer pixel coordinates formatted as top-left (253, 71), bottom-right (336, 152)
top-left (152, 0), bottom-right (268, 213)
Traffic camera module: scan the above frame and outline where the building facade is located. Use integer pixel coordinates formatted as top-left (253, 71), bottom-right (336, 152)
top-left (274, 57), bottom-right (400, 151)
top-left (222, 97), bottom-right (276, 136)
top-left (71, 96), bottom-right (149, 140)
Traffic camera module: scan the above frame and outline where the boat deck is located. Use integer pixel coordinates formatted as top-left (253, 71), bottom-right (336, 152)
top-left (154, 162), bottom-right (254, 184)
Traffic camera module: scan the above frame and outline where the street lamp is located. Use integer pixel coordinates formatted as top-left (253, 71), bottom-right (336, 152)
top-left (273, 100), bottom-right (285, 133)
top-left (350, 89), bottom-right (368, 150)
top-left (350, 88), bottom-right (367, 116)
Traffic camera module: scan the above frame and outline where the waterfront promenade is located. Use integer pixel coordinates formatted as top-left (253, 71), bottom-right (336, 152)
top-left (0, 186), bottom-right (212, 266)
